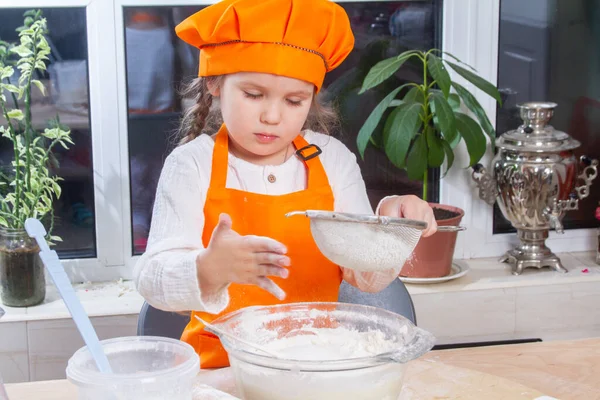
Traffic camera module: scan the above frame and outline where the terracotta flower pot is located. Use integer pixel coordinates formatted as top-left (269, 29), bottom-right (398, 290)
top-left (399, 203), bottom-right (464, 278)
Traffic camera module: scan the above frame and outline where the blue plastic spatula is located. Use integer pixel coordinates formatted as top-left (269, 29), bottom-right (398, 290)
top-left (24, 218), bottom-right (113, 374)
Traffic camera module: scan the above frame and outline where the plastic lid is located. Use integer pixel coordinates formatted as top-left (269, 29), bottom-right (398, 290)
top-left (66, 336), bottom-right (199, 389)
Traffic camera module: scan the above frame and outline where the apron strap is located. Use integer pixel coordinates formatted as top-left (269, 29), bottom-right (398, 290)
top-left (292, 135), bottom-right (330, 190)
top-left (210, 125), bottom-right (230, 189)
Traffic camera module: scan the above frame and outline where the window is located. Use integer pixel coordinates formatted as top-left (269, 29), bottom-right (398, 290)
top-left (0, 7), bottom-right (95, 259)
top-left (5, 0), bottom-right (590, 277)
top-left (327, 1), bottom-right (443, 208)
top-left (444, 0), bottom-right (598, 259)
top-left (495, 0), bottom-right (600, 234)
top-left (122, 6), bottom-right (197, 255)
top-left (123, 1), bottom-right (443, 255)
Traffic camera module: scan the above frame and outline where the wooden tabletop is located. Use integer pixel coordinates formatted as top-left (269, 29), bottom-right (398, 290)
top-left (421, 337), bottom-right (600, 400)
top-left (5, 363), bottom-right (547, 400)
top-left (8, 338), bottom-right (598, 399)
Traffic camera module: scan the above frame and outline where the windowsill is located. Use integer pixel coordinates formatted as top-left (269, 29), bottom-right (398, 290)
top-left (0, 251), bottom-right (598, 324)
top-left (0, 280), bottom-right (143, 323)
top-left (405, 251), bottom-right (600, 295)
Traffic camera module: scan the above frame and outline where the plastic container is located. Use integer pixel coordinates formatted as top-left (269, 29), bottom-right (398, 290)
top-left (211, 302), bottom-right (435, 400)
top-left (66, 336), bottom-right (199, 400)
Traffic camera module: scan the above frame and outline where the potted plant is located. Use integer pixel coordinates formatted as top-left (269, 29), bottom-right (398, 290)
top-left (356, 49), bottom-right (501, 278)
top-left (0, 10), bottom-right (73, 306)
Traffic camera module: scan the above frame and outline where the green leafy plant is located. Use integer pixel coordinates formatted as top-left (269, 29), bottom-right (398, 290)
top-left (356, 49), bottom-right (502, 201)
top-left (0, 10), bottom-right (73, 242)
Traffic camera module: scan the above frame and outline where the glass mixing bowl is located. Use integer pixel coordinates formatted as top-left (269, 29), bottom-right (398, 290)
top-left (210, 302), bottom-right (435, 400)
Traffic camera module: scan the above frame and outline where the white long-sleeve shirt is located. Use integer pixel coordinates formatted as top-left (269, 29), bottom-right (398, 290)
top-left (134, 130), bottom-right (400, 314)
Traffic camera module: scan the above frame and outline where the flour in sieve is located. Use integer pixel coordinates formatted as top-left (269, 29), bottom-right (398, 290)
top-left (312, 220), bottom-right (418, 272)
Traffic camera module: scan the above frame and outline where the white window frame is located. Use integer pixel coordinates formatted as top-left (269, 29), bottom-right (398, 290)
top-left (114, 0), bottom-right (223, 276)
top-left (1, 0), bottom-right (594, 282)
top-left (441, 0), bottom-right (598, 260)
top-left (0, 0), bottom-right (132, 283)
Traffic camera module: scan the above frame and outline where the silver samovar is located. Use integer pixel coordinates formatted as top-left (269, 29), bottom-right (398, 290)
top-left (472, 102), bottom-right (598, 275)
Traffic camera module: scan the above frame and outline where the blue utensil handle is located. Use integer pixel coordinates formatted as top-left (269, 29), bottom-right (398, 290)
top-left (25, 218), bottom-right (113, 374)
top-left (40, 251), bottom-right (112, 373)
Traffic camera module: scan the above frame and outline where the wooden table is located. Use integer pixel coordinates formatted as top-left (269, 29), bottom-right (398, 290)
top-left (8, 338), bottom-right (598, 399)
top-left (421, 337), bottom-right (600, 400)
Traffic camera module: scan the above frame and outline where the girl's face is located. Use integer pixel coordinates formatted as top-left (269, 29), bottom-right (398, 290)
top-left (210, 72), bottom-right (314, 165)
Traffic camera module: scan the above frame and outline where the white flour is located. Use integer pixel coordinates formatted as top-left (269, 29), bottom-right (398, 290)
top-left (311, 221), bottom-right (420, 272)
top-left (262, 327), bottom-right (395, 360)
top-left (230, 316), bottom-right (407, 399)
top-left (223, 306), bottom-right (426, 399)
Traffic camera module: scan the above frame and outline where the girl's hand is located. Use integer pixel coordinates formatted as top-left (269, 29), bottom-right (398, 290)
top-left (196, 213), bottom-right (290, 300)
top-left (378, 195), bottom-right (438, 237)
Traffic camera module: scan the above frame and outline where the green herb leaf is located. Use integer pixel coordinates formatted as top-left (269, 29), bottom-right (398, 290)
top-left (441, 51), bottom-right (476, 71)
top-left (452, 82), bottom-right (496, 150)
top-left (7, 109), bottom-right (24, 120)
top-left (426, 127), bottom-right (445, 167)
top-left (427, 54), bottom-right (451, 98)
top-left (446, 61), bottom-right (502, 105)
top-left (32, 79), bottom-right (46, 96)
top-left (0, 66), bottom-right (14, 80)
top-left (441, 139), bottom-right (455, 177)
top-left (455, 112), bottom-right (487, 166)
top-left (2, 84), bottom-right (20, 95)
top-left (383, 102), bottom-right (422, 168)
top-left (10, 45), bottom-right (32, 58)
top-left (430, 92), bottom-right (457, 143)
top-left (357, 84), bottom-right (409, 158)
top-left (359, 51), bottom-right (417, 94)
top-left (448, 93), bottom-right (461, 110)
top-left (406, 133), bottom-right (428, 181)
top-left (403, 86), bottom-right (424, 104)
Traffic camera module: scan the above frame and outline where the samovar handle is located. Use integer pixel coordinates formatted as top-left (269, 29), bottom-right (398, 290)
top-left (574, 156), bottom-right (598, 200)
top-left (472, 164), bottom-right (498, 205)
top-left (559, 156), bottom-right (599, 212)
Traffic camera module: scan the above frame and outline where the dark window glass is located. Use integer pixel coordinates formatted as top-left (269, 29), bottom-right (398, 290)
top-left (123, 2), bottom-right (443, 254)
top-left (0, 8), bottom-right (95, 258)
top-left (495, 0), bottom-right (600, 233)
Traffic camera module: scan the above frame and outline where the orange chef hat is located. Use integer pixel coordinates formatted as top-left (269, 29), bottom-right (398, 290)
top-left (175, 0), bottom-right (355, 91)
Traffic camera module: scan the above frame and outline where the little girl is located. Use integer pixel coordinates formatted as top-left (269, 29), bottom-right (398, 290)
top-left (134, 0), bottom-right (437, 368)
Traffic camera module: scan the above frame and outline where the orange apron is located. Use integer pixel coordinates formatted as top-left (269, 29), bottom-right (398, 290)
top-left (181, 125), bottom-right (342, 368)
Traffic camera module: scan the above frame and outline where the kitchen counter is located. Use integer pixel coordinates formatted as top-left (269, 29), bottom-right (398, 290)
top-left (9, 338), bottom-right (596, 399)
top-left (422, 337), bottom-right (600, 400)
top-left (5, 361), bottom-right (547, 400)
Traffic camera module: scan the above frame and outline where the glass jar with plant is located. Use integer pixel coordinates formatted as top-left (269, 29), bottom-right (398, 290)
top-left (0, 10), bottom-right (73, 306)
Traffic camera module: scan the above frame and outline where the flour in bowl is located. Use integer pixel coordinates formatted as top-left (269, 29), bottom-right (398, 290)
top-left (231, 326), bottom-right (408, 400)
top-left (263, 327), bottom-right (397, 361)
top-left (219, 304), bottom-right (426, 400)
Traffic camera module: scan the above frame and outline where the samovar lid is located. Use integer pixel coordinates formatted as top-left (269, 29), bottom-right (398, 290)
top-left (496, 102), bottom-right (580, 152)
